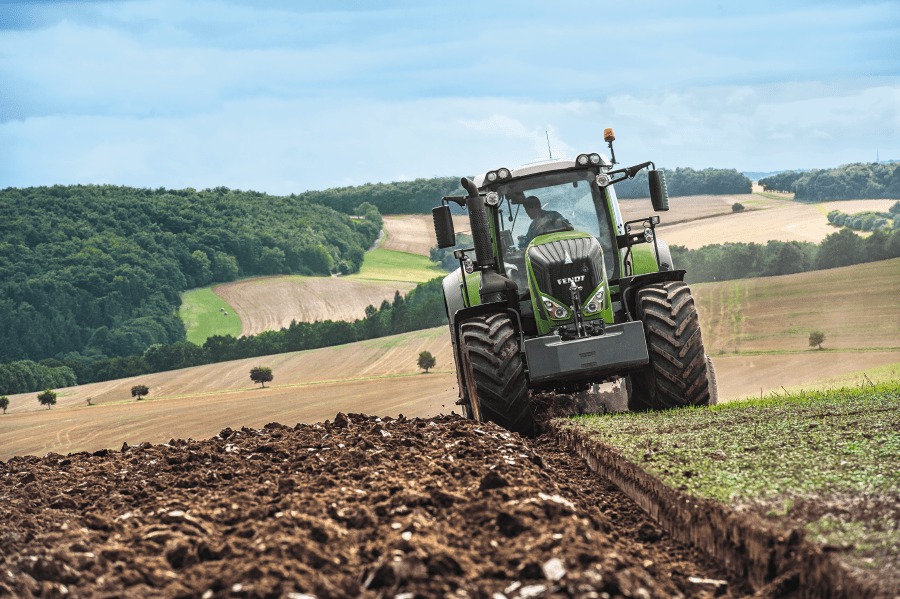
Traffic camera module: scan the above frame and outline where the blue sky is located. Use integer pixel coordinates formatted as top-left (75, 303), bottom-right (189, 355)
top-left (1, 0), bottom-right (898, 194)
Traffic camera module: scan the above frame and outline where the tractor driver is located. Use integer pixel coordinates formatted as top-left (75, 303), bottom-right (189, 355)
top-left (519, 195), bottom-right (573, 248)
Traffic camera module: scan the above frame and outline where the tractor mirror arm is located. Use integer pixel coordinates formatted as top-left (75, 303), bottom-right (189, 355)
top-left (442, 195), bottom-right (468, 207)
top-left (606, 161), bottom-right (654, 178)
top-left (600, 161), bottom-right (656, 187)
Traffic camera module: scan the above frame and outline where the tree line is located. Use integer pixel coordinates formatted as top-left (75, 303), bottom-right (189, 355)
top-left (614, 167), bottom-right (751, 198)
top-left (0, 185), bottom-right (381, 365)
top-left (827, 201), bottom-right (899, 232)
top-left (759, 162), bottom-right (900, 202)
top-left (671, 227), bottom-right (900, 285)
top-left (291, 167), bottom-right (753, 217)
top-left (297, 178), bottom-right (466, 215)
top-left (0, 277), bottom-right (448, 395)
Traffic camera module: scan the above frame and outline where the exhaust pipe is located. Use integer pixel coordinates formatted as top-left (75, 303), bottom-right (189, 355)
top-left (460, 177), bottom-right (517, 305)
top-left (461, 177), bottom-right (495, 270)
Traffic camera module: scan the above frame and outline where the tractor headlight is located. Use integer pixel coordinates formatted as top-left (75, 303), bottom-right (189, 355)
top-left (644, 227), bottom-right (654, 243)
top-left (541, 295), bottom-right (569, 320)
top-left (596, 173), bottom-right (610, 187)
top-left (485, 191), bottom-right (500, 206)
top-left (583, 287), bottom-right (606, 315)
top-left (576, 154), bottom-right (590, 166)
top-left (486, 171), bottom-right (498, 182)
top-left (497, 168), bottom-right (510, 179)
top-left (590, 153), bottom-right (601, 164)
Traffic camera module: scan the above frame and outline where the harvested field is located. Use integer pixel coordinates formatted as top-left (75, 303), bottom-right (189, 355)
top-left (713, 352), bottom-right (900, 401)
top-left (618, 193), bottom-right (780, 225)
top-left (213, 276), bottom-right (416, 337)
top-left (656, 198), bottom-right (897, 249)
top-left (0, 413), bottom-right (745, 599)
top-left (1, 328), bottom-right (454, 414)
top-left (381, 214), bottom-right (471, 256)
top-left (692, 258), bottom-right (900, 353)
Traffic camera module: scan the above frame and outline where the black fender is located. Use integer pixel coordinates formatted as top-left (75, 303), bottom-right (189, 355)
top-left (616, 270), bottom-right (687, 322)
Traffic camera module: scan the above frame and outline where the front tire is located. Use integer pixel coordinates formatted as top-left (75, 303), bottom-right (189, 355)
top-left (459, 313), bottom-right (534, 436)
top-left (628, 281), bottom-right (713, 411)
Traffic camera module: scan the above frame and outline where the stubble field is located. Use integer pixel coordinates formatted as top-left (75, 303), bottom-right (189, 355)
top-left (213, 276), bottom-right (418, 337)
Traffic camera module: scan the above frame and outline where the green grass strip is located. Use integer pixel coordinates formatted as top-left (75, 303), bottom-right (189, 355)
top-left (565, 381), bottom-right (900, 503)
top-left (346, 249), bottom-right (447, 283)
top-left (179, 287), bottom-right (242, 345)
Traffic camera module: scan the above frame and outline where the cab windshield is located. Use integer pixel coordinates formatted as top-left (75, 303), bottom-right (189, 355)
top-left (496, 170), bottom-right (618, 282)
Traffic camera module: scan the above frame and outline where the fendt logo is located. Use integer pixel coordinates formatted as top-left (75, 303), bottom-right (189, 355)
top-left (556, 275), bottom-right (585, 285)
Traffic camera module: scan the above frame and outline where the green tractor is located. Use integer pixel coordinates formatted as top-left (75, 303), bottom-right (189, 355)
top-left (432, 129), bottom-right (717, 435)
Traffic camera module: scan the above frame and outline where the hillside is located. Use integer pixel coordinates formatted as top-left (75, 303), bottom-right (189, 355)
top-left (694, 257), bottom-right (900, 353)
top-left (0, 185), bottom-right (380, 364)
top-left (3, 258), bottom-right (898, 460)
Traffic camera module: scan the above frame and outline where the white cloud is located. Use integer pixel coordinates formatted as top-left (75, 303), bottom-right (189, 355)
top-left (2, 0), bottom-right (899, 190)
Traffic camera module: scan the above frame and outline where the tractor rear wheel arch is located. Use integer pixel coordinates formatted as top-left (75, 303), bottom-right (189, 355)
top-left (459, 313), bottom-right (534, 436)
top-left (628, 281), bottom-right (713, 411)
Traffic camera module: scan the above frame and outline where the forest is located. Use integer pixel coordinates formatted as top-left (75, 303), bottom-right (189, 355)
top-left (759, 162), bottom-right (900, 201)
top-left (297, 177), bottom-right (465, 215)
top-left (0, 185), bottom-right (380, 365)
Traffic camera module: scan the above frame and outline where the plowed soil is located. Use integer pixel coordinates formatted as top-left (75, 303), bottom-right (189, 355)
top-left (0, 413), bottom-right (748, 599)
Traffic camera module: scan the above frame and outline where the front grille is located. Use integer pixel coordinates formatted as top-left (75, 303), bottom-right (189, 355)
top-left (529, 237), bottom-right (605, 307)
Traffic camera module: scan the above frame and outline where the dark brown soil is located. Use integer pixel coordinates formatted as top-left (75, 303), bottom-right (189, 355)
top-left (0, 412), bottom-right (753, 599)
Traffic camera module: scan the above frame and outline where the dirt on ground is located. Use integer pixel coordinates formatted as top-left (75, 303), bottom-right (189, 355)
top-left (1, 411), bottom-right (754, 599)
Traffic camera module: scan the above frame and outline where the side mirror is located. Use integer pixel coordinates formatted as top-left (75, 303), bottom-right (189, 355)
top-left (649, 170), bottom-right (669, 211)
top-left (432, 205), bottom-right (456, 249)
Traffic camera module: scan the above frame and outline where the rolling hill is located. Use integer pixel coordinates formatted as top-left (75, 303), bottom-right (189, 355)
top-left (3, 257), bottom-right (898, 460)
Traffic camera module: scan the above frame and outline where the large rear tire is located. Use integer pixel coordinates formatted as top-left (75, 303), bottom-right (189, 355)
top-left (459, 313), bottom-right (534, 436)
top-left (628, 281), bottom-right (713, 411)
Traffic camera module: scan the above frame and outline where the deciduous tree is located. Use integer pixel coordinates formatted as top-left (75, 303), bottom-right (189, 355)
top-left (37, 389), bottom-right (57, 409)
top-left (0, 395), bottom-right (8, 414)
top-left (250, 366), bottom-right (273, 388)
top-left (417, 351), bottom-right (436, 373)
top-left (131, 384), bottom-right (149, 400)
top-left (809, 331), bottom-right (826, 350)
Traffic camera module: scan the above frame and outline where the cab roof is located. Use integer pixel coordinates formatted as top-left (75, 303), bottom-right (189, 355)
top-left (474, 153), bottom-right (612, 188)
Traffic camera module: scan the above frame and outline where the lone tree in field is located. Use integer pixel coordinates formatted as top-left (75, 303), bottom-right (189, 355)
top-left (37, 389), bottom-right (57, 410)
top-left (809, 330), bottom-right (826, 350)
top-left (417, 351), bottom-right (436, 373)
top-left (131, 385), bottom-right (150, 401)
top-left (250, 366), bottom-right (273, 388)
top-left (0, 396), bottom-right (8, 414)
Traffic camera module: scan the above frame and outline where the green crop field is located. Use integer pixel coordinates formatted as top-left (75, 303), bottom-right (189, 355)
top-left (564, 381), bottom-right (900, 574)
top-left (178, 287), bottom-right (242, 345)
top-left (346, 248), bottom-right (447, 283)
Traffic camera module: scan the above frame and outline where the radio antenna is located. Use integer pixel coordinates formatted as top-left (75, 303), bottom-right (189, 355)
top-left (546, 131), bottom-right (552, 159)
